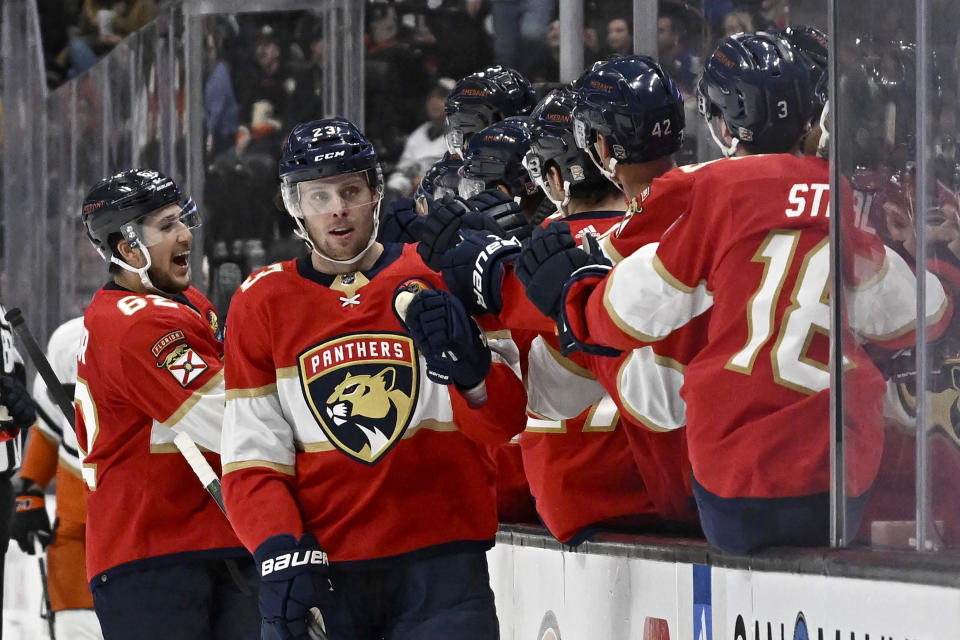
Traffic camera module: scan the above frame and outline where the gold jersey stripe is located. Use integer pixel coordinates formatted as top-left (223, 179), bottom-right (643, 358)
top-left (653, 254), bottom-right (710, 295)
top-left (225, 383), bottom-right (277, 401)
top-left (163, 370), bottom-right (224, 428)
top-left (293, 419), bottom-right (460, 452)
top-left (150, 442), bottom-right (215, 455)
top-left (223, 459), bottom-right (296, 476)
top-left (543, 340), bottom-right (596, 379)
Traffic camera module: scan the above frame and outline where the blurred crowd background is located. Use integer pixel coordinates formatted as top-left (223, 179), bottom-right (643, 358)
top-left (15, 0), bottom-right (842, 298)
top-left (3, 0), bottom-right (959, 331)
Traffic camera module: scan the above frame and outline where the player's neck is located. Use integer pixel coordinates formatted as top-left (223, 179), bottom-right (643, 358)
top-left (616, 156), bottom-right (676, 202)
top-left (114, 270), bottom-right (148, 294)
top-left (311, 242), bottom-right (384, 276)
top-left (564, 193), bottom-right (626, 216)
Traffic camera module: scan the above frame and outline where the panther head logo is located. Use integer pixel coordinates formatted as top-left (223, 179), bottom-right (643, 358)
top-left (299, 333), bottom-right (419, 464)
top-left (324, 367), bottom-right (411, 459)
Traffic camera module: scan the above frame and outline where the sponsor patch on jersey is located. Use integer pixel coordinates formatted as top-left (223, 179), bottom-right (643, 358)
top-left (207, 309), bottom-right (220, 337)
top-left (158, 343), bottom-right (208, 387)
top-left (151, 330), bottom-right (186, 358)
top-left (298, 332), bottom-right (419, 465)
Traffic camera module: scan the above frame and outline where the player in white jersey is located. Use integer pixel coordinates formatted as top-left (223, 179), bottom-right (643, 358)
top-left (13, 317), bottom-right (103, 638)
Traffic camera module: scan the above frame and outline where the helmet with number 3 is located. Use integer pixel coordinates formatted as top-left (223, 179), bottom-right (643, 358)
top-left (697, 32), bottom-right (814, 156)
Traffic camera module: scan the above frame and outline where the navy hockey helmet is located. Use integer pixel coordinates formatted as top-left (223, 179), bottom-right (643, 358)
top-left (415, 153), bottom-right (464, 203)
top-left (571, 56), bottom-right (684, 169)
top-left (280, 118), bottom-right (384, 264)
top-left (697, 32), bottom-right (813, 156)
top-left (445, 66), bottom-right (537, 156)
top-left (524, 89), bottom-right (601, 207)
top-left (459, 116), bottom-right (537, 201)
top-left (778, 25), bottom-right (828, 120)
top-left (280, 118), bottom-right (381, 213)
top-left (82, 169), bottom-right (197, 260)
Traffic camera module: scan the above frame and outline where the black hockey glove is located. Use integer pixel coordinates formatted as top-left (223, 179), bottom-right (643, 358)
top-left (11, 481), bottom-right (52, 554)
top-left (0, 374), bottom-right (35, 433)
top-left (439, 230), bottom-right (521, 316)
top-left (404, 289), bottom-right (491, 390)
top-left (465, 188), bottom-right (534, 241)
top-left (516, 222), bottom-right (609, 321)
top-left (378, 197), bottom-right (425, 244)
top-left (255, 534), bottom-right (336, 640)
top-left (417, 195), bottom-right (505, 271)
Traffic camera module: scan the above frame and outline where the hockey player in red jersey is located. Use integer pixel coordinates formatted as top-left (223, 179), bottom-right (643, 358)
top-left (76, 169), bottom-right (258, 638)
top-left (417, 60), bottom-right (705, 537)
top-left (515, 87), bottom-right (699, 540)
top-left (221, 118), bottom-right (526, 640)
top-left (517, 33), bottom-right (950, 554)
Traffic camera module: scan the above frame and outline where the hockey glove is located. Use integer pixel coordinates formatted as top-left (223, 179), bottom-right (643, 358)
top-left (11, 482), bottom-right (52, 554)
top-left (466, 189), bottom-right (533, 241)
top-left (439, 230), bottom-right (522, 316)
top-left (378, 197), bottom-right (425, 244)
top-left (516, 222), bottom-right (609, 321)
top-left (417, 195), bottom-right (506, 271)
top-left (0, 374), bottom-right (35, 433)
top-left (255, 533), bottom-right (335, 640)
top-left (404, 289), bottom-right (491, 390)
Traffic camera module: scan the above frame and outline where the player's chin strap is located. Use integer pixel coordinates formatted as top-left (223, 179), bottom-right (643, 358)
top-left (585, 143), bottom-right (623, 193)
top-left (107, 232), bottom-right (166, 295)
top-left (542, 179), bottom-right (572, 213)
top-left (707, 116), bottom-right (740, 158)
top-left (293, 194), bottom-right (384, 267)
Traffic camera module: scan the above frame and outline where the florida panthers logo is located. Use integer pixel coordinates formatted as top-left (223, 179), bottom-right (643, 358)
top-left (299, 333), bottom-right (419, 464)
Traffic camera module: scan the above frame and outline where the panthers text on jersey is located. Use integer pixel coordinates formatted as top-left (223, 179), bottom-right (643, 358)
top-left (221, 243), bottom-right (527, 563)
top-left (565, 153), bottom-right (951, 501)
top-left (75, 283), bottom-right (246, 582)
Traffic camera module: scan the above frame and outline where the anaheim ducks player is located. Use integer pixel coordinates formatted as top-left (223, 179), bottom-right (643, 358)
top-left (221, 118), bottom-right (526, 640)
top-left (13, 317), bottom-right (103, 638)
top-left (76, 169), bottom-right (257, 638)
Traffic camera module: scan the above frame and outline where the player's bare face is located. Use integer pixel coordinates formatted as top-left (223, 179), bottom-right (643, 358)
top-left (299, 173), bottom-right (378, 261)
top-left (141, 204), bottom-right (194, 293)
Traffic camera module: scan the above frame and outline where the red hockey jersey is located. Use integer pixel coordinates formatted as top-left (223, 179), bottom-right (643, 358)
top-left (503, 210), bottom-right (698, 537)
top-left (221, 243), bottom-right (527, 562)
top-left (568, 154), bottom-right (950, 500)
top-left (75, 283), bottom-right (245, 581)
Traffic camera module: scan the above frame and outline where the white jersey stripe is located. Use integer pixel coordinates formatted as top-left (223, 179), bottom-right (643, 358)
top-left (603, 242), bottom-right (714, 343)
top-left (616, 346), bottom-right (687, 432)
